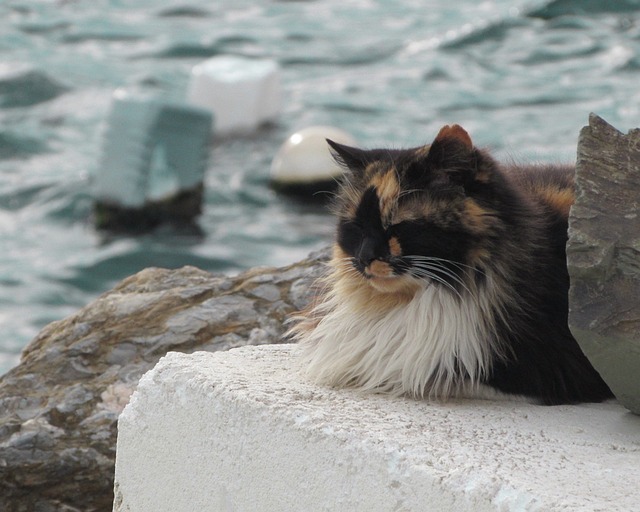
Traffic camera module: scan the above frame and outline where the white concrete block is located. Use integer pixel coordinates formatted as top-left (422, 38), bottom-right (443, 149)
top-left (95, 90), bottom-right (212, 207)
top-left (187, 56), bottom-right (281, 135)
top-left (114, 345), bottom-right (640, 512)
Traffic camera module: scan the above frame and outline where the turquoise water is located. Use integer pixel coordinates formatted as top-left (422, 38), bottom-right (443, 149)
top-left (1, 0), bottom-right (640, 373)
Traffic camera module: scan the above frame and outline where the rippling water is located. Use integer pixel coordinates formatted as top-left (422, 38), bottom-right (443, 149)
top-left (1, 0), bottom-right (639, 373)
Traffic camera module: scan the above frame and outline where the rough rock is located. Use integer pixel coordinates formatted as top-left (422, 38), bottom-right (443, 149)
top-left (0, 249), bottom-right (328, 512)
top-left (568, 113), bottom-right (640, 415)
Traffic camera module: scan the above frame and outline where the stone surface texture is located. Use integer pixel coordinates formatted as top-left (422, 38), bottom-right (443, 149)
top-left (0, 250), bottom-right (327, 512)
top-left (568, 114), bottom-right (640, 415)
top-left (114, 345), bottom-right (640, 512)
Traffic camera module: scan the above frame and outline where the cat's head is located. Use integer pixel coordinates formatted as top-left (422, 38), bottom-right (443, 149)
top-left (329, 124), bottom-right (509, 296)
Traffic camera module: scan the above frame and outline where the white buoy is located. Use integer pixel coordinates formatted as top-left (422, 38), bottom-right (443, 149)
top-left (187, 56), bottom-right (281, 135)
top-left (270, 126), bottom-right (357, 195)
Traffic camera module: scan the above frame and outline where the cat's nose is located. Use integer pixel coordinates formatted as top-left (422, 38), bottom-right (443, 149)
top-left (357, 236), bottom-right (385, 266)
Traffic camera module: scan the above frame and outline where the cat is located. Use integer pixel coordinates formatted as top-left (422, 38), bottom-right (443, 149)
top-left (289, 124), bottom-right (613, 405)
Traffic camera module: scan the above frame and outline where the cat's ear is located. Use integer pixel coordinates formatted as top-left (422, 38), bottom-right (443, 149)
top-left (326, 139), bottom-right (369, 172)
top-left (426, 125), bottom-right (474, 165)
top-left (414, 124), bottom-right (474, 185)
top-left (425, 124), bottom-right (492, 188)
top-left (432, 124), bottom-right (473, 150)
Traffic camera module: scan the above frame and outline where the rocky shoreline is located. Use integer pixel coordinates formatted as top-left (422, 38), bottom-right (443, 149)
top-left (0, 249), bottom-right (328, 511)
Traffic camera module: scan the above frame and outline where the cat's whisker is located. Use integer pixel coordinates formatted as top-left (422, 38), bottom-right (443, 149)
top-left (409, 264), bottom-right (472, 294)
top-left (408, 269), bottom-right (464, 300)
top-left (408, 269), bottom-right (464, 301)
top-left (404, 260), bottom-right (464, 290)
top-left (314, 189), bottom-right (338, 200)
top-left (405, 255), bottom-right (488, 278)
top-left (406, 262), bottom-right (475, 301)
top-left (398, 188), bottom-right (424, 199)
top-left (406, 259), bottom-right (470, 287)
top-left (405, 257), bottom-right (486, 301)
top-left (341, 258), bottom-right (366, 279)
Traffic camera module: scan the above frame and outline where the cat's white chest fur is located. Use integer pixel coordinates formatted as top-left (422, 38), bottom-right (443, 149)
top-left (298, 282), bottom-right (499, 398)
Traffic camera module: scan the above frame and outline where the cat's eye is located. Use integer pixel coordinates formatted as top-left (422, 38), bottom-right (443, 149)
top-left (387, 220), bottom-right (416, 234)
top-left (340, 219), bottom-right (363, 235)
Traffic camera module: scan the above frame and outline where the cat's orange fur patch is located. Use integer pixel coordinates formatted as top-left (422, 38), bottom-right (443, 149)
top-left (367, 260), bottom-right (392, 277)
top-left (462, 198), bottom-right (496, 233)
top-left (418, 201), bottom-right (436, 220)
top-left (389, 236), bottom-right (402, 257)
top-left (467, 247), bottom-right (491, 266)
top-left (363, 162), bottom-right (382, 180)
top-left (367, 273), bottom-right (420, 296)
top-left (539, 187), bottom-right (574, 218)
top-left (370, 170), bottom-right (400, 218)
top-left (414, 144), bottom-right (432, 158)
top-left (389, 198), bottom-right (429, 225)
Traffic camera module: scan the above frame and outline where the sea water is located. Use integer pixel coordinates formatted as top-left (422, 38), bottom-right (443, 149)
top-left (1, 0), bottom-right (639, 374)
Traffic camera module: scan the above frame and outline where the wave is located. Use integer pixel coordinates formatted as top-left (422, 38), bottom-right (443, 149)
top-left (282, 42), bottom-right (402, 67)
top-left (156, 6), bottom-right (214, 17)
top-left (440, 19), bottom-right (516, 51)
top-left (140, 35), bottom-right (258, 59)
top-left (0, 132), bottom-right (49, 160)
top-left (529, 0), bottom-right (640, 19)
top-left (0, 69), bottom-right (69, 108)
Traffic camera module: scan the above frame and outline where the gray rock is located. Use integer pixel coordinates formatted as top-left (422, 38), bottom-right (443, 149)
top-left (568, 113), bottom-right (640, 415)
top-left (0, 249), bottom-right (329, 511)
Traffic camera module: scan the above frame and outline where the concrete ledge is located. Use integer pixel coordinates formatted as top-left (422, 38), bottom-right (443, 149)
top-left (113, 345), bottom-right (640, 512)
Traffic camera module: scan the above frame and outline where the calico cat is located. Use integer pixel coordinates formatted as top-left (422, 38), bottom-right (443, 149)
top-left (289, 124), bottom-right (613, 405)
